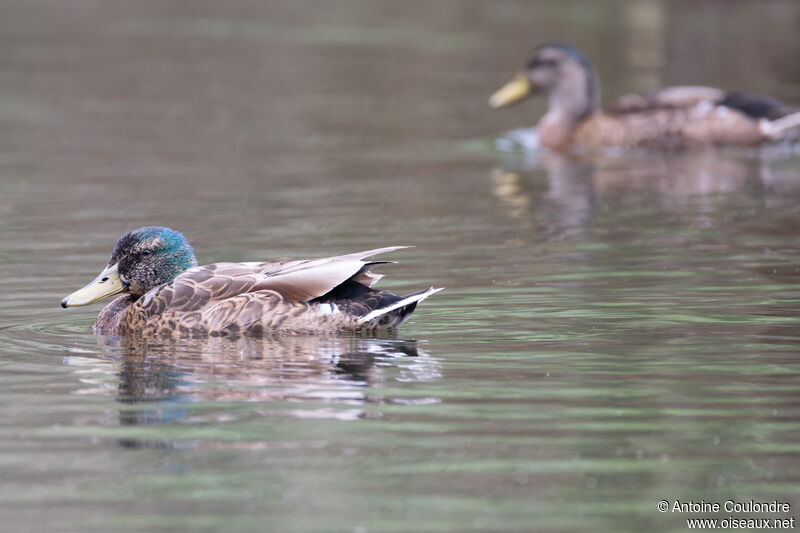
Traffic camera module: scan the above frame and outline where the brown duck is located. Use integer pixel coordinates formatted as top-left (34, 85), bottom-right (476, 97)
top-left (61, 226), bottom-right (442, 336)
top-left (489, 43), bottom-right (800, 150)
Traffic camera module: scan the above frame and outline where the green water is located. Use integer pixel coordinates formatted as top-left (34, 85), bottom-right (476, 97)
top-left (0, 0), bottom-right (799, 531)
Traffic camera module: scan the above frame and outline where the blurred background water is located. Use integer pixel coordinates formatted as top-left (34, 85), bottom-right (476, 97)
top-left (0, 0), bottom-right (799, 531)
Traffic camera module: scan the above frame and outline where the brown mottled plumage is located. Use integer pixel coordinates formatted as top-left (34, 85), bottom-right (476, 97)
top-left (61, 227), bottom-right (442, 337)
top-left (489, 43), bottom-right (800, 150)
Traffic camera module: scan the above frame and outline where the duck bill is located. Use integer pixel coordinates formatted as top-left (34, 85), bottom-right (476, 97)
top-left (489, 72), bottom-right (533, 109)
top-left (61, 263), bottom-right (126, 308)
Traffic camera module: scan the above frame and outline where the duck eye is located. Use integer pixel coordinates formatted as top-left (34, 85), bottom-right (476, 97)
top-left (142, 250), bottom-right (153, 256)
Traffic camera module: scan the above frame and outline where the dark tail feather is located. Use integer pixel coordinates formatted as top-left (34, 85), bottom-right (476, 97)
top-left (358, 287), bottom-right (443, 329)
top-left (718, 91), bottom-right (795, 121)
top-left (313, 279), bottom-right (443, 329)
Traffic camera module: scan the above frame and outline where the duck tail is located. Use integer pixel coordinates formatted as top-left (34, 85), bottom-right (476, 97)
top-left (762, 110), bottom-right (800, 140)
top-left (358, 287), bottom-right (444, 328)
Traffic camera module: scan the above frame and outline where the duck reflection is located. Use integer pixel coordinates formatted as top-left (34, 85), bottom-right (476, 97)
top-left (64, 333), bottom-right (440, 447)
top-left (491, 145), bottom-right (800, 238)
top-left (492, 154), bottom-right (596, 236)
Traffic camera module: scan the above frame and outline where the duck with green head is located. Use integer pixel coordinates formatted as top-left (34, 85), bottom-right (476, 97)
top-left (62, 226), bottom-right (442, 336)
top-left (489, 43), bottom-right (800, 150)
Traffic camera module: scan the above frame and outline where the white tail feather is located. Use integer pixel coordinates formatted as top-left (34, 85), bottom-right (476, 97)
top-left (358, 287), bottom-right (444, 324)
top-left (763, 111), bottom-right (800, 140)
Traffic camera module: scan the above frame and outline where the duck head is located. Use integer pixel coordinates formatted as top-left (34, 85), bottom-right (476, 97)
top-left (490, 43), bottom-right (600, 146)
top-left (61, 226), bottom-right (198, 307)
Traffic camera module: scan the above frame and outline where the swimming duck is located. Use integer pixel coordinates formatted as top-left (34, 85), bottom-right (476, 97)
top-left (61, 226), bottom-right (442, 336)
top-left (489, 43), bottom-right (800, 150)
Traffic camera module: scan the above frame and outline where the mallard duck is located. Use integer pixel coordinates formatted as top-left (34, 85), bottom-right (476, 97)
top-left (61, 226), bottom-right (442, 336)
top-left (489, 43), bottom-right (800, 150)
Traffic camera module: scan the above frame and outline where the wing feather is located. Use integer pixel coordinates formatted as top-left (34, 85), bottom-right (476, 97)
top-left (134, 247), bottom-right (407, 321)
top-left (251, 260), bottom-right (378, 302)
top-left (609, 86), bottom-right (725, 114)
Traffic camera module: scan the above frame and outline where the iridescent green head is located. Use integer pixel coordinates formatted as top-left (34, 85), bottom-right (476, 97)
top-left (62, 226), bottom-right (198, 308)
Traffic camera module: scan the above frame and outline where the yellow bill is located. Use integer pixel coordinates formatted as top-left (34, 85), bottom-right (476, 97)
top-left (61, 263), bottom-right (125, 308)
top-left (489, 72), bottom-right (533, 109)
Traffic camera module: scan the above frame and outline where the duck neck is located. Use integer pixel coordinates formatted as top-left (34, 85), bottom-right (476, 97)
top-left (538, 64), bottom-right (599, 149)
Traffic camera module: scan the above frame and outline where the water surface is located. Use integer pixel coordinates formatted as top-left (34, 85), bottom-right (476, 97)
top-left (1, 1), bottom-right (799, 531)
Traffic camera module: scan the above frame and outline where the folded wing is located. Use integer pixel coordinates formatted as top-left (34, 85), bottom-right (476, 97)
top-left (136, 246), bottom-right (412, 315)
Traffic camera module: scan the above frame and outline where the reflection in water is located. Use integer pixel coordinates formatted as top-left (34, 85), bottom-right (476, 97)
top-left (492, 156), bottom-right (595, 237)
top-left (624, 0), bottom-right (666, 91)
top-left (492, 146), bottom-right (800, 239)
top-left (64, 334), bottom-right (440, 447)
